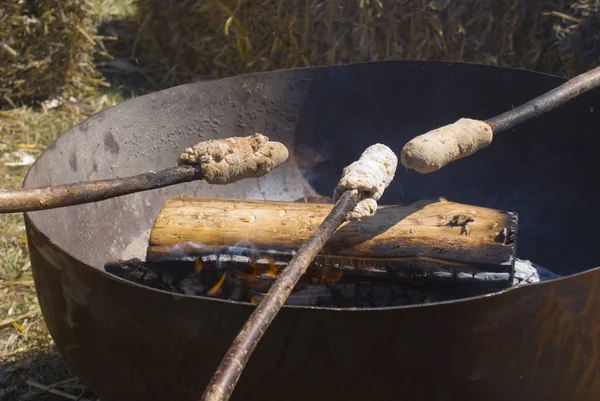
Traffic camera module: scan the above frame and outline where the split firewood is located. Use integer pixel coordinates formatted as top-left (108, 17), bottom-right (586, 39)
top-left (146, 196), bottom-right (518, 278)
top-left (400, 65), bottom-right (600, 173)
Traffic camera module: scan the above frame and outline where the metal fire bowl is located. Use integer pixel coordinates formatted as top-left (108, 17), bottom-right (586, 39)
top-left (23, 61), bottom-right (600, 401)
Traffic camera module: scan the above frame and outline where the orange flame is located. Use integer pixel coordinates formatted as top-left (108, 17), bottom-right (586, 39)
top-left (206, 272), bottom-right (227, 296)
top-left (232, 255), bottom-right (281, 281)
top-left (195, 258), bottom-right (203, 273)
top-left (230, 255), bottom-right (260, 281)
top-left (226, 252), bottom-right (345, 286)
top-left (316, 266), bottom-right (344, 284)
top-left (265, 257), bottom-right (280, 279)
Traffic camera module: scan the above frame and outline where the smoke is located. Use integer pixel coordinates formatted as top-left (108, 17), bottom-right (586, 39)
top-left (292, 143), bottom-right (334, 191)
top-left (152, 240), bottom-right (213, 262)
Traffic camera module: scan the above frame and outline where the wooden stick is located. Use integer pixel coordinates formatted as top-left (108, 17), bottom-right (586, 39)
top-left (0, 133), bottom-right (289, 214)
top-left (200, 189), bottom-right (360, 401)
top-left (0, 165), bottom-right (201, 214)
top-left (198, 142), bottom-right (396, 400)
top-left (487, 65), bottom-right (600, 133)
top-left (401, 65), bottom-right (600, 174)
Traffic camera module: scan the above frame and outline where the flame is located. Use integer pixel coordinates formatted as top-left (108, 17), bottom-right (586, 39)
top-left (265, 257), bottom-right (280, 278)
top-left (206, 272), bottom-right (228, 296)
top-left (230, 254), bottom-right (261, 281)
top-left (226, 252), bottom-right (345, 286)
top-left (289, 144), bottom-right (331, 171)
top-left (195, 258), bottom-right (203, 273)
top-left (317, 266), bottom-right (344, 284)
top-left (290, 148), bottom-right (319, 169)
top-left (232, 255), bottom-right (281, 280)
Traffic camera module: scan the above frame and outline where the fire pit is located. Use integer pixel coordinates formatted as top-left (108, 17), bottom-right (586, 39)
top-left (23, 60), bottom-right (600, 401)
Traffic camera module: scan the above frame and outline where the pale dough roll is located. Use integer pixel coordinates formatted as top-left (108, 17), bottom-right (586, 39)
top-left (400, 118), bottom-right (493, 174)
top-left (334, 144), bottom-right (398, 221)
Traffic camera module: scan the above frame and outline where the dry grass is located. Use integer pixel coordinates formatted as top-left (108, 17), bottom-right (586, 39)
top-left (132, 0), bottom-right (573, 88)
top-left (551, 0), bottom-right (600, 76)
top-left (0, 1), bottom-right (131, 398)
top-left (0, 0), bottom-right (109, 108)
top-left (92, 0), bottom-right (137, 20)
top-left (0, 94), bottom-right (125, 400)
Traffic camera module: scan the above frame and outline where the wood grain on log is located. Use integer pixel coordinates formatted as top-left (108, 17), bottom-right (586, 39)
top-left (146, 196), bottom-right (518, 271)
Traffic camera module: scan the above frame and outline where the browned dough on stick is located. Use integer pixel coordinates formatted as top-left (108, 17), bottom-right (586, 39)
top-left (0, 134), bottom-right (288, 214)
top-left (179, 133), bottom-right (289, 184)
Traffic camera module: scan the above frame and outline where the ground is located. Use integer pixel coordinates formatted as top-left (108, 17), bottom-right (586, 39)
top-left (0, 2), bottom-right (136, 400)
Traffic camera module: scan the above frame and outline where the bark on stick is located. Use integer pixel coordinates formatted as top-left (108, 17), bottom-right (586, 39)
top-left (200, 189), bottom-right (360, 401)
top-left (200, 143), bottom-right (398, 401)
top-left (0, 134), bottom-right (288, 214)
top-left (400, 65), bottom-right (600, 174)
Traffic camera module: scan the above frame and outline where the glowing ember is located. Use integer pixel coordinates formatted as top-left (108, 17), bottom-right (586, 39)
top-left (316, 266), bottom-right (344, 284)
top-left (206, 272), bottom-right (228, 296)
top-left (108, 243), bottom-right (560, 308)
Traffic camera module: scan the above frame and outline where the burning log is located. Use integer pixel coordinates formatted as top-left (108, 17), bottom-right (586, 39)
top-left (106, 194), bottom-right (518, 310)
top-left (145, 197), bottom-right (518, 282)
top-left (401, 65), bottom-right (600, 173)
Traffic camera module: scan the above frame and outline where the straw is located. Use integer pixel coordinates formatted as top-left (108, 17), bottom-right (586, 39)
top-left (131, 0), bottom-right (571, 88)
top-left (0, 0), bottom-right (108, 107)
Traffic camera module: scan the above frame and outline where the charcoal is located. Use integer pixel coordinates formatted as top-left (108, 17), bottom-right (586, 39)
top-left (104, 256), bottom-right (560, 308)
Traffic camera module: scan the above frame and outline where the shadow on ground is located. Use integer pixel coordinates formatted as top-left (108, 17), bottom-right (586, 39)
top-left (0, 15), bottom-right (154, 401)
top-left (1, 348), bottom-right (98, 400)
top-left (95, 16), bottom-right (186, 99)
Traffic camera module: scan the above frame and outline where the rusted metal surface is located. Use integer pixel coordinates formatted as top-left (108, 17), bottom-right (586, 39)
top-left (22, 60), bottom-right (600, 401)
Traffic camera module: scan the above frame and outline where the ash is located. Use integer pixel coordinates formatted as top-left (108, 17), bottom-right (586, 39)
top-left (121, 228), bottom-right (152, 261)
top-left (251, 258), bottom-right (560, 307)
top-left (512, 258), bottom-right (560, 286)
top-left (257, 258), bottom-right (559, 307)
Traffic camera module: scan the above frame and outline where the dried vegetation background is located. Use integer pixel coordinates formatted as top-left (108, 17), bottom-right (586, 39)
top-left (132, 0), bottom-right (600, 86)
top-left (0, 0), bottom-right (111, 107)
top-left (1, 0), bottom-right (599, 400)
top-left (1, 1), bottom-right (133, 400)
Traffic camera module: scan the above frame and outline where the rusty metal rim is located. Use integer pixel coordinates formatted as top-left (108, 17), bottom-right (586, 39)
top-left (21, 60), bottom-right (595, 311)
